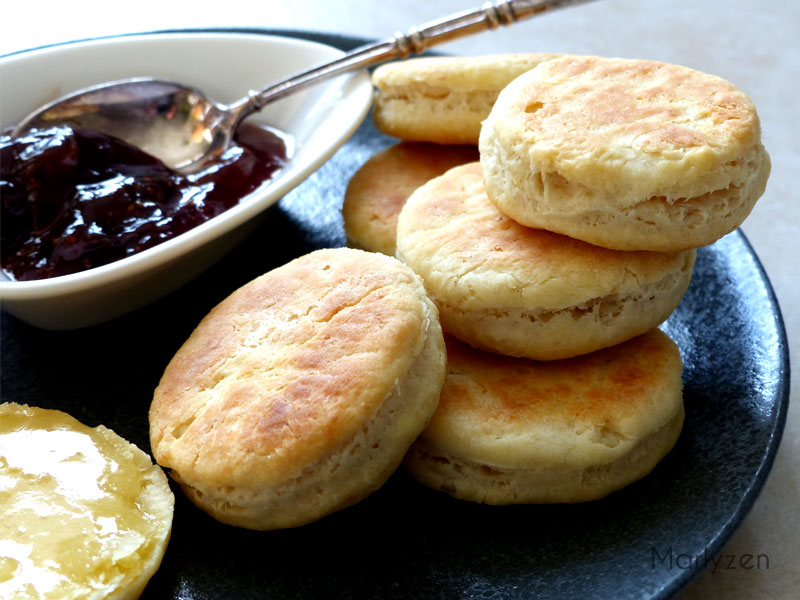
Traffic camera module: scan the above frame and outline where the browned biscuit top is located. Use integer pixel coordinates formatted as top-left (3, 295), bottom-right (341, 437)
top-left (372, 53), bottom-right (560, 92)
top-left (150, 248), bottom-right (431, 490)
top-left (423, 331), bottom-right (683, 468)
top-left (520, 56), bottom-right (757, 152)
top-left (343, 142), bottom-right (478, 255)
top-left (482, 55), bottom-right (763, 202)
top-left (396, 162), bottom-right (692, 310)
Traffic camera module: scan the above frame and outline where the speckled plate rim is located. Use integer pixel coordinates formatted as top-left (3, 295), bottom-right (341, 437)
top-left (656, 229), bottom-right (790, 598)
top-left (1, 27), bottom-right (791, 600)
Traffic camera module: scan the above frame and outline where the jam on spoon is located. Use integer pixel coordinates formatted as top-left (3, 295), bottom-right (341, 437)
top-left (0, 122), bottom-right (287, 281)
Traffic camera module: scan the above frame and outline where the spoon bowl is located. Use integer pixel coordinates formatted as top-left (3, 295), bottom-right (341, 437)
top-left (15, 78), bottom-right (236, 172)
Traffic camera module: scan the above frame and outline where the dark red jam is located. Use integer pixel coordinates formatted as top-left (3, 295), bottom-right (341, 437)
top-left (1, 122), bottom-right (288, 281)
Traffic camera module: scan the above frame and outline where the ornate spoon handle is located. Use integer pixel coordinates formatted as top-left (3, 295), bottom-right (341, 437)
top-left (233, 0), bottom-right (594, 115)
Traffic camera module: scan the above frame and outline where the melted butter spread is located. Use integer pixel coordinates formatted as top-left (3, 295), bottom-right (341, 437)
top-left (0, 404), bottom-right (171, 599)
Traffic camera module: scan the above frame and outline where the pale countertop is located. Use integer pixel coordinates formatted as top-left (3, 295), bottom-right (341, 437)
top-left (2, 0), bottom-right (797, 598)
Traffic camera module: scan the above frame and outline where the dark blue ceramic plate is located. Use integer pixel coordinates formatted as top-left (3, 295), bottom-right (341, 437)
top-left (0, 29), bottom-right (789, 600)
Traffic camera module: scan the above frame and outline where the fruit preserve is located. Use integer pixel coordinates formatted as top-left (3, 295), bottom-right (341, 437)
top-left (1, 122), bottom-right (287, 281)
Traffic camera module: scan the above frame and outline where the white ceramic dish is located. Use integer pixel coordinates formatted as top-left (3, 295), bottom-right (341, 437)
top-left (0, 32), bottom-right (372, 330)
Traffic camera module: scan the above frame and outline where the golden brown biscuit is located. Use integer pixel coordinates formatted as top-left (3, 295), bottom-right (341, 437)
top-left (405, 331), bottom-right (685, 504)
top-left (372, 53), bottom-right (559, 144)
top-left (0, 403), bottom-right (173, 600)
top-left (396, 162), bottom-right (696, 360)
top-left (480, 55), bottom-right (770, 251)
top-left (343, 141), bottom-right (479, 255)
top-left (149, 248), bottom-right (446, 530)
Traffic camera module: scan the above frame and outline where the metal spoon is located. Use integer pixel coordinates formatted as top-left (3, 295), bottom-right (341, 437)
top-left (12, 0), bottom-right (591, 172)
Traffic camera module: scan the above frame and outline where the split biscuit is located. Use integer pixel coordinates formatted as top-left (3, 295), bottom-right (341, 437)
top-left (404, 331), bottom-right (685, 504)
top-left (395, 162), bottom-right (696, 360)
top-left (480, 55), bottom-right (771, 251)
top-left (372, 53), bottom-right (559, 144)
top-left (0, 403), bottom-right (174, 600)
top-left (343, 141), bottom-right (479, 255)
top-left (149, 248), bottom-right (446, 530)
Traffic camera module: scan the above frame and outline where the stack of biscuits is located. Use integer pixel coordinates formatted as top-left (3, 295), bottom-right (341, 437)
top-left (345, 53), bottom-right (770, 504)
top-left (147, 52), bottom-right (769, 530)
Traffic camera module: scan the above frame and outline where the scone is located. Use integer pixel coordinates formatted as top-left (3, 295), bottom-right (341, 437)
top-left (395, 162), bottom-right (696, 360)
top-left (0, 403), bottom-right (174, 600)
top-left (480, 55), bottom-right (770, 251)
top-left (405, 331), bottom-right (685, 504)
top-left (149, 248), bottom-right (446, 530)
top-left (343, 141), bottom-right (479, 255)
top-left (372, 53), bottom-right (559, 144)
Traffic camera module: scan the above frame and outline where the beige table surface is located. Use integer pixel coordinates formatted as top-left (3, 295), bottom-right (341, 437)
top-left (2, 0), bottom-right (797, 598)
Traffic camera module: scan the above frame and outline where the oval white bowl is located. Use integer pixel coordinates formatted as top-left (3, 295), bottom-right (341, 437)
top-left (0, 31), bottom-right (372, 330)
